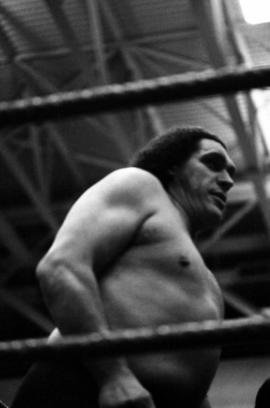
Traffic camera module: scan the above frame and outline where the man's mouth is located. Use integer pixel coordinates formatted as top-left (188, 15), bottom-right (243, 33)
top-left (210, 191), bottom-right (226, 209)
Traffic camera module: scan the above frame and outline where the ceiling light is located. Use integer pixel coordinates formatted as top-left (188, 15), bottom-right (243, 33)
top-left (239, 0), bottom-right (270, 24)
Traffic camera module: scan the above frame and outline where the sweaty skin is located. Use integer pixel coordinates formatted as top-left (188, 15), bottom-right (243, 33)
top-left (38, 139), bottom-right (235, 408)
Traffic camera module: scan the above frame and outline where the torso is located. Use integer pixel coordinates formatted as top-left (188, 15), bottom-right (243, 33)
top-left (100, 185), bottom-right (223, 405)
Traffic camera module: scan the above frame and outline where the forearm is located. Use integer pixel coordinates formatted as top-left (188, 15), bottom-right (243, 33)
top-left (37, 256), bottom-right (108, 332)
top-left (37, 259), bottom-right (131, 384)
top-left (48, 327), bottom-right (131, 387)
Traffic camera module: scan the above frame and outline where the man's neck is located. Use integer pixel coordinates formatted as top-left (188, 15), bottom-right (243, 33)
top-left (167, 188), bottom-right (206, 239)
top-left (168, 189), bottom-right (193, 233)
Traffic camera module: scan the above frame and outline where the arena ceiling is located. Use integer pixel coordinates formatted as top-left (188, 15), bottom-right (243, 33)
top-left (1, 0), bottom-right (270, 372)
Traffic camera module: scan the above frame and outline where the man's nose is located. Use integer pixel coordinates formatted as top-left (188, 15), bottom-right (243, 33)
top-left (218, 171), bottom-right (234, 192)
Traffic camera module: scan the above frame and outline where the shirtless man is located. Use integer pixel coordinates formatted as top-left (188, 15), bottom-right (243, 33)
top-left (11, 126), bottom-right (235, 408)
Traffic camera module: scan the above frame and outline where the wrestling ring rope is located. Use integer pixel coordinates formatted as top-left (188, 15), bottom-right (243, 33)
top-left (1, 316), bottom-right (270, 363)
top-left (0, 64), bottom-right (270, 127)
top-left (1, 65), bottom-right (270, 364)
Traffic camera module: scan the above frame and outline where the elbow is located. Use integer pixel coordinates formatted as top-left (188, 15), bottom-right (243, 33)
top-left (36, 252), bottom-right (63, 295)
top-left (36, 250), bottom-right (87, 295)
top-left (36, 251), bottom-right (76, 313)
top-left (36, 255), bottom-right (49, 280)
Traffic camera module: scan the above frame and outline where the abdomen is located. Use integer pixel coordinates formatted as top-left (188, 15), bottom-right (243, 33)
top-left (100, 268), bottom-right (222, 404)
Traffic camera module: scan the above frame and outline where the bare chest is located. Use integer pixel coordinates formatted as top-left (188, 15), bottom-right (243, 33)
top-left (101, 208), bottom-right (223, 329)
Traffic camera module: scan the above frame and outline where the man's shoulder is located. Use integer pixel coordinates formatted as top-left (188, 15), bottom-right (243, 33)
top-left (105, 167), bottom-right (164, 195)
top-left (94, 167), bottom-right (166, 208)
top-left (110, 167), bottom-right (161, 184)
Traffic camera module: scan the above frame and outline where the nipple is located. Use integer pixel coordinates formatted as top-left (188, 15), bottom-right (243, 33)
top-left (178, 256), bottom-right (190, 267)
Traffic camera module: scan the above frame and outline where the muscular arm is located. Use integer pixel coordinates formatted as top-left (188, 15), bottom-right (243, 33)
top-left (36, 168), bottom-right (160, 407)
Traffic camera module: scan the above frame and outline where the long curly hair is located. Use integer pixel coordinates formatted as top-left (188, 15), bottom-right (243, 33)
top-left (130, 125), bottom-right (226, 189)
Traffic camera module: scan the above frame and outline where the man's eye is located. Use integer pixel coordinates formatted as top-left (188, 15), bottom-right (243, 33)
top-left (203, 155), bottom-right (224, 171)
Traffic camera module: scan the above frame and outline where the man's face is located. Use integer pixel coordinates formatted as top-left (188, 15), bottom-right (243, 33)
top-left (170, 138), bottom-right (236, 231)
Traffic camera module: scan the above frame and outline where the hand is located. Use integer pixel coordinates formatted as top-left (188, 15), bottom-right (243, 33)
top-left (98, 369), bottom-right (156, 408)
